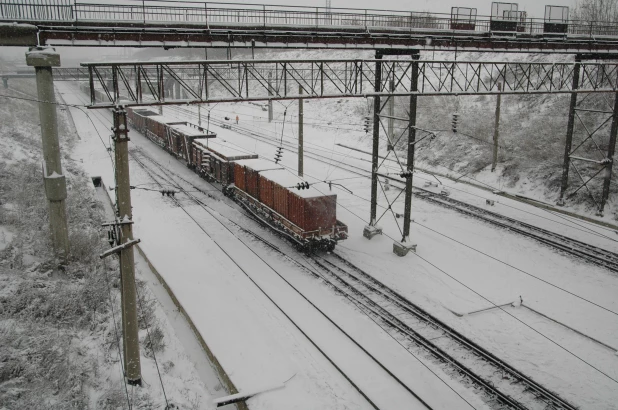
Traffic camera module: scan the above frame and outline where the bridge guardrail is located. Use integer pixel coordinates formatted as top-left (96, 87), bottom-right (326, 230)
top-left (2, 0), bottom-right (618, 39)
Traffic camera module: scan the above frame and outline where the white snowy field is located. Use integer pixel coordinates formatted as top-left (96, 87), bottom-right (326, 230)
top-left (60, 77), bottom-right (618, 410)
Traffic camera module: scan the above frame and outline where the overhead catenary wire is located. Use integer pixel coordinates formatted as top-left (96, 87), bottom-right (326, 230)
top-left (68, 89), bottom-right (173, 401)
top-left (209, 106), bottom-right (617, 243)
top-left (134, 277), bottom-right (169, 408)
top-left (73, 85), bottom-right (618, 387)
top-left (101, 258), bottom-right (133, 410)
top-left (411, 249), bottom-right (618, 386)
top-left (202, 121), bottom-right (618, 318)
top-left (174, 103), bottom-right (617, 245)
top-left (130, 147), bottom-right (487, 410)
top-left (128, 151), bottom-right (423, 410)
top-left (171, 99), bottom-right (618, 246)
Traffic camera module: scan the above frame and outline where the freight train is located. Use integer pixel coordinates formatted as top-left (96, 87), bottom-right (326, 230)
top-left (80, 83), bottom-right (348, 251)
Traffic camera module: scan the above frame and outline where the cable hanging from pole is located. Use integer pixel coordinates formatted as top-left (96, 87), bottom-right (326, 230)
top-left (274, 108), bottom-right (287, 164)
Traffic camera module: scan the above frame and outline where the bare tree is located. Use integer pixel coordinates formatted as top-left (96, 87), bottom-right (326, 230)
top-left (572, 0), bottom-right (618, 22)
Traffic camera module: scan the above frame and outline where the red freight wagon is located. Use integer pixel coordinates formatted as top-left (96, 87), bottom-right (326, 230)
top-left (143, 115), bottom-right (177, 148)
top-left (258, 173), bottom-right (275, 209)
top-left (192, 140), bottom-right (257, 184)
top-left (234, 159), bottom-right (283, 200)
top-left (128, 108), bottom-right (159, 134)
top-left (260, 170), bottom-right (337, 236)
top-left (289, 193), bottom-right (337, 236)
top-left (168, 123), bottom-right (215, 161)
top-left (231, 167), bottom-right (348, 251)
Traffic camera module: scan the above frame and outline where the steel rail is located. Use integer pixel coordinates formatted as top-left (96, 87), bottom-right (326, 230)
top-left (318, 254), bottom-right (579, 410)
top-left (417, 191), bottom-right (618, 273)
top-left (77, 90), bottom-right (586, 410)
top-left (164, 104), bottom-right (618, 275)
top-left (127, 147), bottom-right (431, 410)
top-left (126, 113), bottom-right (579, 409)
top-left (126, 129), bottom-right (563, 410)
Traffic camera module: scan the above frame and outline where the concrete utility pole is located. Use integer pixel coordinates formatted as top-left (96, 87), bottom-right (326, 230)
top-left (268, 71), bottom-right (273, 123)
top-left (112, 107), bottom-right (142, 386)
top-left (387, 79), bottom-right (394, 151)
top-left (299, 85), bottom-right (304, 177)
top-left (491, 82), bottom-right (502, 172)
top-left (26, 47), bottom-right (70, 260)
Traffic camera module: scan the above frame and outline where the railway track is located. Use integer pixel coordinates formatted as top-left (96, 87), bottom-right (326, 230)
top-left (312, 253), bottom-right (578, 410)
top-left (126, 138), bottom-right (578, 410)
top-left (127, 147), bottom-right (434, 410)
top-left (165, 105), bottom-right (618, 274)
top-left (72, 91), bottom-right (586, 409)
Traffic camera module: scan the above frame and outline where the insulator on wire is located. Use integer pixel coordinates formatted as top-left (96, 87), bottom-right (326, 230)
top-left (296, 182), bottom-right (310, 190)
top-left (451, 113), bottom-right (459, 133)
top-left (274, 146), bottom-right (284, 164)
top-left (160, 189), bottom-right (176, 197)
top-left (399, 171), bottom-right (412, 179)
top-left (363, 116), bottom-right (371, 133)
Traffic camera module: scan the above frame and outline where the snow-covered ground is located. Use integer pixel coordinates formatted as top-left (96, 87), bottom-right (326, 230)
top-left (0, 76), bottom-right (216, 409)
top-left (60, 73), bottom-right (618, 410)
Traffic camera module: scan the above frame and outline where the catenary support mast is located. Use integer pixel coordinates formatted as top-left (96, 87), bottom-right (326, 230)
top-left (299, 85), bottom-right (304, 177)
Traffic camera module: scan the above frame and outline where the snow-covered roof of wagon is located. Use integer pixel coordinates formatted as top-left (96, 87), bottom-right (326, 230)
top-left (235, 158), bottom-right (284, 172)
top-left (170, 124), bottom-right (214, 138)
top-left (131, 108), bottom-right (159, 117)
top-left (146, 115), bottom-right (182, 124)
top-left (260, 169), bottom-right (336, 199)
top-left (193, 139), bottom-right (257, 160)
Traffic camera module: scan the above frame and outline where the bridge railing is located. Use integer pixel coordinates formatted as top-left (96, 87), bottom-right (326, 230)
top-left (0, 0), bottom-right (73, 20)
top-left (3, 0), bottom-right (618, 39)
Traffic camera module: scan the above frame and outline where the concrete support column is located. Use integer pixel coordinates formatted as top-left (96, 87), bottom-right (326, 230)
top-left (113, 107), bottom-right (142, 386)
top-left (26, 47), bottom-right (70, 260)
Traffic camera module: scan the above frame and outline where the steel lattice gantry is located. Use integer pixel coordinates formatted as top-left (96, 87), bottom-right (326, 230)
top-left (80, 56), bottom-right (618, 250)
top-left (80, 58), bottom-right (618, 107)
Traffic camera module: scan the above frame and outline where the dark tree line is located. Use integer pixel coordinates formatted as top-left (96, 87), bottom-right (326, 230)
top-left (572, 0), bottom-right (618, 22)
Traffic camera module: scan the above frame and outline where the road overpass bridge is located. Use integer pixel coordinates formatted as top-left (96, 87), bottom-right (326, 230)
top-left (3, 0), bottom-right (618, 53)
